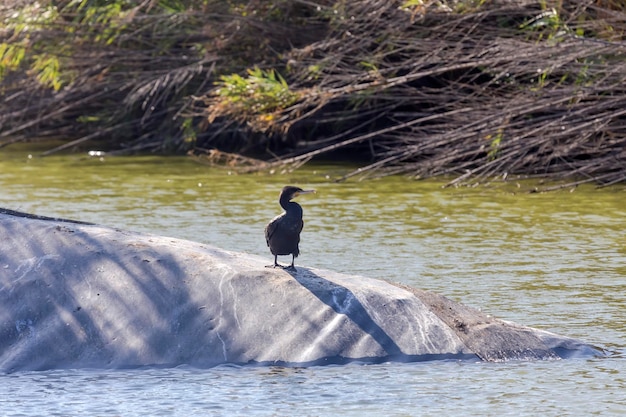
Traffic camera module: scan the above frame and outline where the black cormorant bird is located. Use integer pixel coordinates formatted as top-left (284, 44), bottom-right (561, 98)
top-left (265, 185), bottom-right (315, 269)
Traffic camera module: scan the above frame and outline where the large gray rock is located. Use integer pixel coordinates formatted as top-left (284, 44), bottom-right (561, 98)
top-left (0, 208), bottom-right (601, 372)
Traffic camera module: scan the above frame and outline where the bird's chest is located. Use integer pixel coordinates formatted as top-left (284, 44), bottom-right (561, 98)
top-left (279, 215), bottom-right (302, 234)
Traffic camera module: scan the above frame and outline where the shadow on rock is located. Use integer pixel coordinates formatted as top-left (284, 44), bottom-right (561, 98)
top-left (287, 267), bottom-right (405, 358)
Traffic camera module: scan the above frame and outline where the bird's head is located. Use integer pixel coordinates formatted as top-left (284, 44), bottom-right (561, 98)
top-left (281, 185), bottom-right (316, 201)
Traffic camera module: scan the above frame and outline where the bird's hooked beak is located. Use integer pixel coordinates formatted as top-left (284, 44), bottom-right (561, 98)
top-left (294, 189), bottom-right (316, 197)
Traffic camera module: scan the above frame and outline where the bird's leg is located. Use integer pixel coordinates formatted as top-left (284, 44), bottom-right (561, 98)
top-left (265, 255), bottom-right (281, 268)
top-left (284, 255), bottom-right (296, 271)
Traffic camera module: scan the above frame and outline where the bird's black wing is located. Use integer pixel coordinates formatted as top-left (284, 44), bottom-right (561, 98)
top-left (265, 215), bottom-right (281, 247)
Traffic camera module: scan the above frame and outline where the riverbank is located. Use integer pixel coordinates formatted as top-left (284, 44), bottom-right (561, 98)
top-left (1, 1), bottom-right (625, 187)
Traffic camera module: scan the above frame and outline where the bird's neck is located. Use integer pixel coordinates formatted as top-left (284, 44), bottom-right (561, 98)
top-left (280, 200), bottom-right (302, 216)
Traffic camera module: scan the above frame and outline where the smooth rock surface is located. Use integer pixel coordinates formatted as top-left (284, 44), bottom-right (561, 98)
top-left (0, 208), bottom-right (601, 372)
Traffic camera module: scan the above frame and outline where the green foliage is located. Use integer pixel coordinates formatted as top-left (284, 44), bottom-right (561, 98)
top-left (208, 66), bottom-right (302, 131)
top-left (487, 129), bottom-right (504, 161)
top-left (76, 115), bottom-right (102, 123)
top-left (1, 0), bottom-right (208, 91)
top-left (3, 2), bottom-right (59, 35)
top-left (0, 0), bottom-right (129, 89)
top-left (181, 117), bottom-right (197, 145)
top-left (63, 0), bottom-right (128, 45)
top-left (31, 54), bottom-right (63, 91)
top-left (214, 67), bottom-right (299, 115)
top-left (306, 64), bottom-right (322, 81)
top-left (574, 59), bottom-right (591, 86)
top-left (359, 61), bottom-right (379, 72)
top-left (453, 0), bottom-right (488, 14)
top-left (1, 40), bottom-right (72, 91)
top-left (0, 3), bottom-right (58, 82)
top-left (0, 43), bottom-right (26, 80)
top-left (400, 0), bottom-right (424, 7)
top-left (530, 67), bottom-right (550, 90)
top-left (158, 0), bottom-right (191, 13)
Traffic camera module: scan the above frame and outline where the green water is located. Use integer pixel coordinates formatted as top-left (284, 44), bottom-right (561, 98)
top-left (1, 146), bottom-right (625, 415)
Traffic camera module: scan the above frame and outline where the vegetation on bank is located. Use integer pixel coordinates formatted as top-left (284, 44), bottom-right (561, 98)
top-left (1, 0), bottom-right (625, 187)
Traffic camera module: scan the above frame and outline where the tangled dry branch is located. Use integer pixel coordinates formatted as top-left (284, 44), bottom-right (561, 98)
top-left (2, 0), bottom-right (626, 188)
top-left (198, 0), bottom-right (626, 187)
top-left (238, 1), bottom-right (626, 184)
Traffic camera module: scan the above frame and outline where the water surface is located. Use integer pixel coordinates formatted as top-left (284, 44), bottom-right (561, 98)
top-left (0, 147), bottom-right (624, 415)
